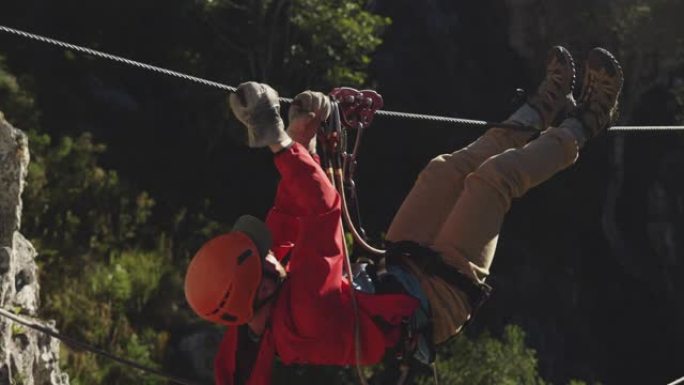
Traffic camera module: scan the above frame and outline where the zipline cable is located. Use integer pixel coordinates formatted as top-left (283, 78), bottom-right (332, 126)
top-left (0, 25), bottom-right (238, 94)
top-left (0, 307), bottom-right (202, 385)
top-left (2, 24), bottom-right (684, 132)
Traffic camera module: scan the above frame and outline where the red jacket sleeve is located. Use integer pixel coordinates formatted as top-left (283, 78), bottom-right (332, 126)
top-left (266, 148), bottom-right (324, 262)
top-left (271, 143), bottom-right (341, 261)
top-left (272, 143), bottom-right (338, 216)
top-left (271, 144), bottom-right (347, 335)
top-left (265, 207), bottom-right (297, 262)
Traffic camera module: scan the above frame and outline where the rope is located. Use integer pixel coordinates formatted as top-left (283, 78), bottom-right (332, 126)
top-left (376, 109), bottom-right (506, 127)
top-left (609, 126), bottom-right (684, 131)
top-left (2, 24), bottom-right (683, 132)
top-left (324, 171), bottom-right (370, 385)
top-left (0, 307), bottom-right (202, 385)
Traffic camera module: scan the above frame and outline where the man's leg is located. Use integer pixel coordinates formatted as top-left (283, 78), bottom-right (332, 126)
top-left (433, 47), bottom-right (624, 283)
top-left (423, 47), bottom-right (622, 344)
top-left (386, 46), bottom-right (576, 246)
top-left (432, 126), bottom-right (579, 281)
top-left (385, 127), bottom-right (536, 245)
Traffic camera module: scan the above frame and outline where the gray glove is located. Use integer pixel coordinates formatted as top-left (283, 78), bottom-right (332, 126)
top-left (229, 82), bottom-right (291, 148)
top-left (287, 91), bottom-right (331, 153)
top-left (288, 91), bottom-right (331, 124)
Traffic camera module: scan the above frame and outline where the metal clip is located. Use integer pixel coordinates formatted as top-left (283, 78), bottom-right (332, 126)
top-left (329, 87), bottom-right (384, 130)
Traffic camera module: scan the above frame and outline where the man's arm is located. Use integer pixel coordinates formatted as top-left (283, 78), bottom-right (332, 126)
top-left (265, 90), bottom-right (330, 261)
top-left (272, 143), bottom-right (340, 217)
top-left (229, 81), bottom-right (341, 281)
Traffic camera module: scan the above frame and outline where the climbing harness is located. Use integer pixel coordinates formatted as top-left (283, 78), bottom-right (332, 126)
top-left (320, 97), bottom-right (438, 385)
top-left (0, 307), bottom-right (200, 385)
top-left (386, 241), bottom-right (491, 326)
top-left (321, 93), bottom-right (442, 385)
top-left (322, 88), bottom-right (491, 304)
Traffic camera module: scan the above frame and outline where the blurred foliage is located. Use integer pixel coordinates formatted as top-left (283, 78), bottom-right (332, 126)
top-left (19, 124), bottom-right (171, 385)
top-left (1, 57), bottom-right (170, 384)
top-left (419, 325), bottom-right (547, 385)
top-left (0, 56), bottom-right (39, 130)
top-left (52, 249), bottom-right (172, 385)
top-left (23, 131), bottom-right (156, 259)
top-left (288, 0), bottom-right (390, 87)
top-left (197, 0), bottom-right (390, 93)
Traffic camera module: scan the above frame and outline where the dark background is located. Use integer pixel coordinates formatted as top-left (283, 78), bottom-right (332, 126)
top-left (1, 0), bottom-right (683, 384)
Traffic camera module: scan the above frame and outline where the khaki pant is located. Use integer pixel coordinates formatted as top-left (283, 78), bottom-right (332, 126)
top-left (386, 125), bottom-right (580, 344)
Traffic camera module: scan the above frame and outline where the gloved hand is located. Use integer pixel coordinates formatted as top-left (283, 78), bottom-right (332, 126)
top-left (229, 82), bottom-right (292, 149)
top-left (287, 91), bottom-right (331, 154)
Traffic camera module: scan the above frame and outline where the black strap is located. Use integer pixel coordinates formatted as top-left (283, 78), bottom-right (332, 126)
top-left (280, 247), bottom-right (293, 268)
top-left (385, 241), bottom-right (492, 319)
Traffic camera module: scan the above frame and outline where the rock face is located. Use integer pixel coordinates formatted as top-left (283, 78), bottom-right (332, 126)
top-left (0, 112), bottom-right (69, 385)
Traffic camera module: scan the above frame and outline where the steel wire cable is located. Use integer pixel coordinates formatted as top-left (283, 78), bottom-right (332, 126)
top-left (0, 25), bottom-right (237, 94)
top-left (2, 24), bottom-right (683, 132)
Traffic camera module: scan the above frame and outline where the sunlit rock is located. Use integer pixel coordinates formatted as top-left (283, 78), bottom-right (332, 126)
top-left (0, 113), bottom-right (69, 385)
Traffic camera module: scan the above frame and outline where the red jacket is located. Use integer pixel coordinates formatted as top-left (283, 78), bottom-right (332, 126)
top-left (214, 143), bottom-right (419, 385)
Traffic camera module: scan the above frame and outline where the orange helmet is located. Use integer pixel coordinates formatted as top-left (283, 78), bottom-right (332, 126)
top-left (184, 216), bottom-right (272, 325)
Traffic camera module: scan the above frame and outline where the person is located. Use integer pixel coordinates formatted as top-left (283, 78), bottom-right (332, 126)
top-left (184, 46), bottom-right (624, 385)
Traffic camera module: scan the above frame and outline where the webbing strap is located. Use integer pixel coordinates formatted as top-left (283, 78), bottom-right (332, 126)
top-left (386, 241), bottom-right (492, 316)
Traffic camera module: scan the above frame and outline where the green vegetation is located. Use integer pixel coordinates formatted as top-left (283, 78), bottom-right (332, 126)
top-left (421, 326), bottom-right (546, 385)
top-left (289, 0), bottom-right (391, 87)
top-left (2, 54), bottom-right (169, 384)
top-left (196, 0), bottom-right (389, 93)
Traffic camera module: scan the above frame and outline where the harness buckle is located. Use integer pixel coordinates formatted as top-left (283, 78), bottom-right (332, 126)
top-left (386, 241), bottom-right (493, 326)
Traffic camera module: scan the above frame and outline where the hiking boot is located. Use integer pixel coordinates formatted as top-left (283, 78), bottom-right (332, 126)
top-left (507, 46), bottom-right (576, 130)
top-left (229, 82), bottom-right (291, 148)
top-left (526, 46), bottom-right (577, 129)
top-left (571, 47), bottom-right (624, 138)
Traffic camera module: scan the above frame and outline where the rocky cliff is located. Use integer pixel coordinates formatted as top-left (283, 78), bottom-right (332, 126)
top-left (0, 112), bottom-right (68, 385)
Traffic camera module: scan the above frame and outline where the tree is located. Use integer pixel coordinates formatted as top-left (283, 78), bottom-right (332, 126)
top-left (419, 325), bottom-right (547, 385)
top-left (197, 0), bottom-right (390, 93)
